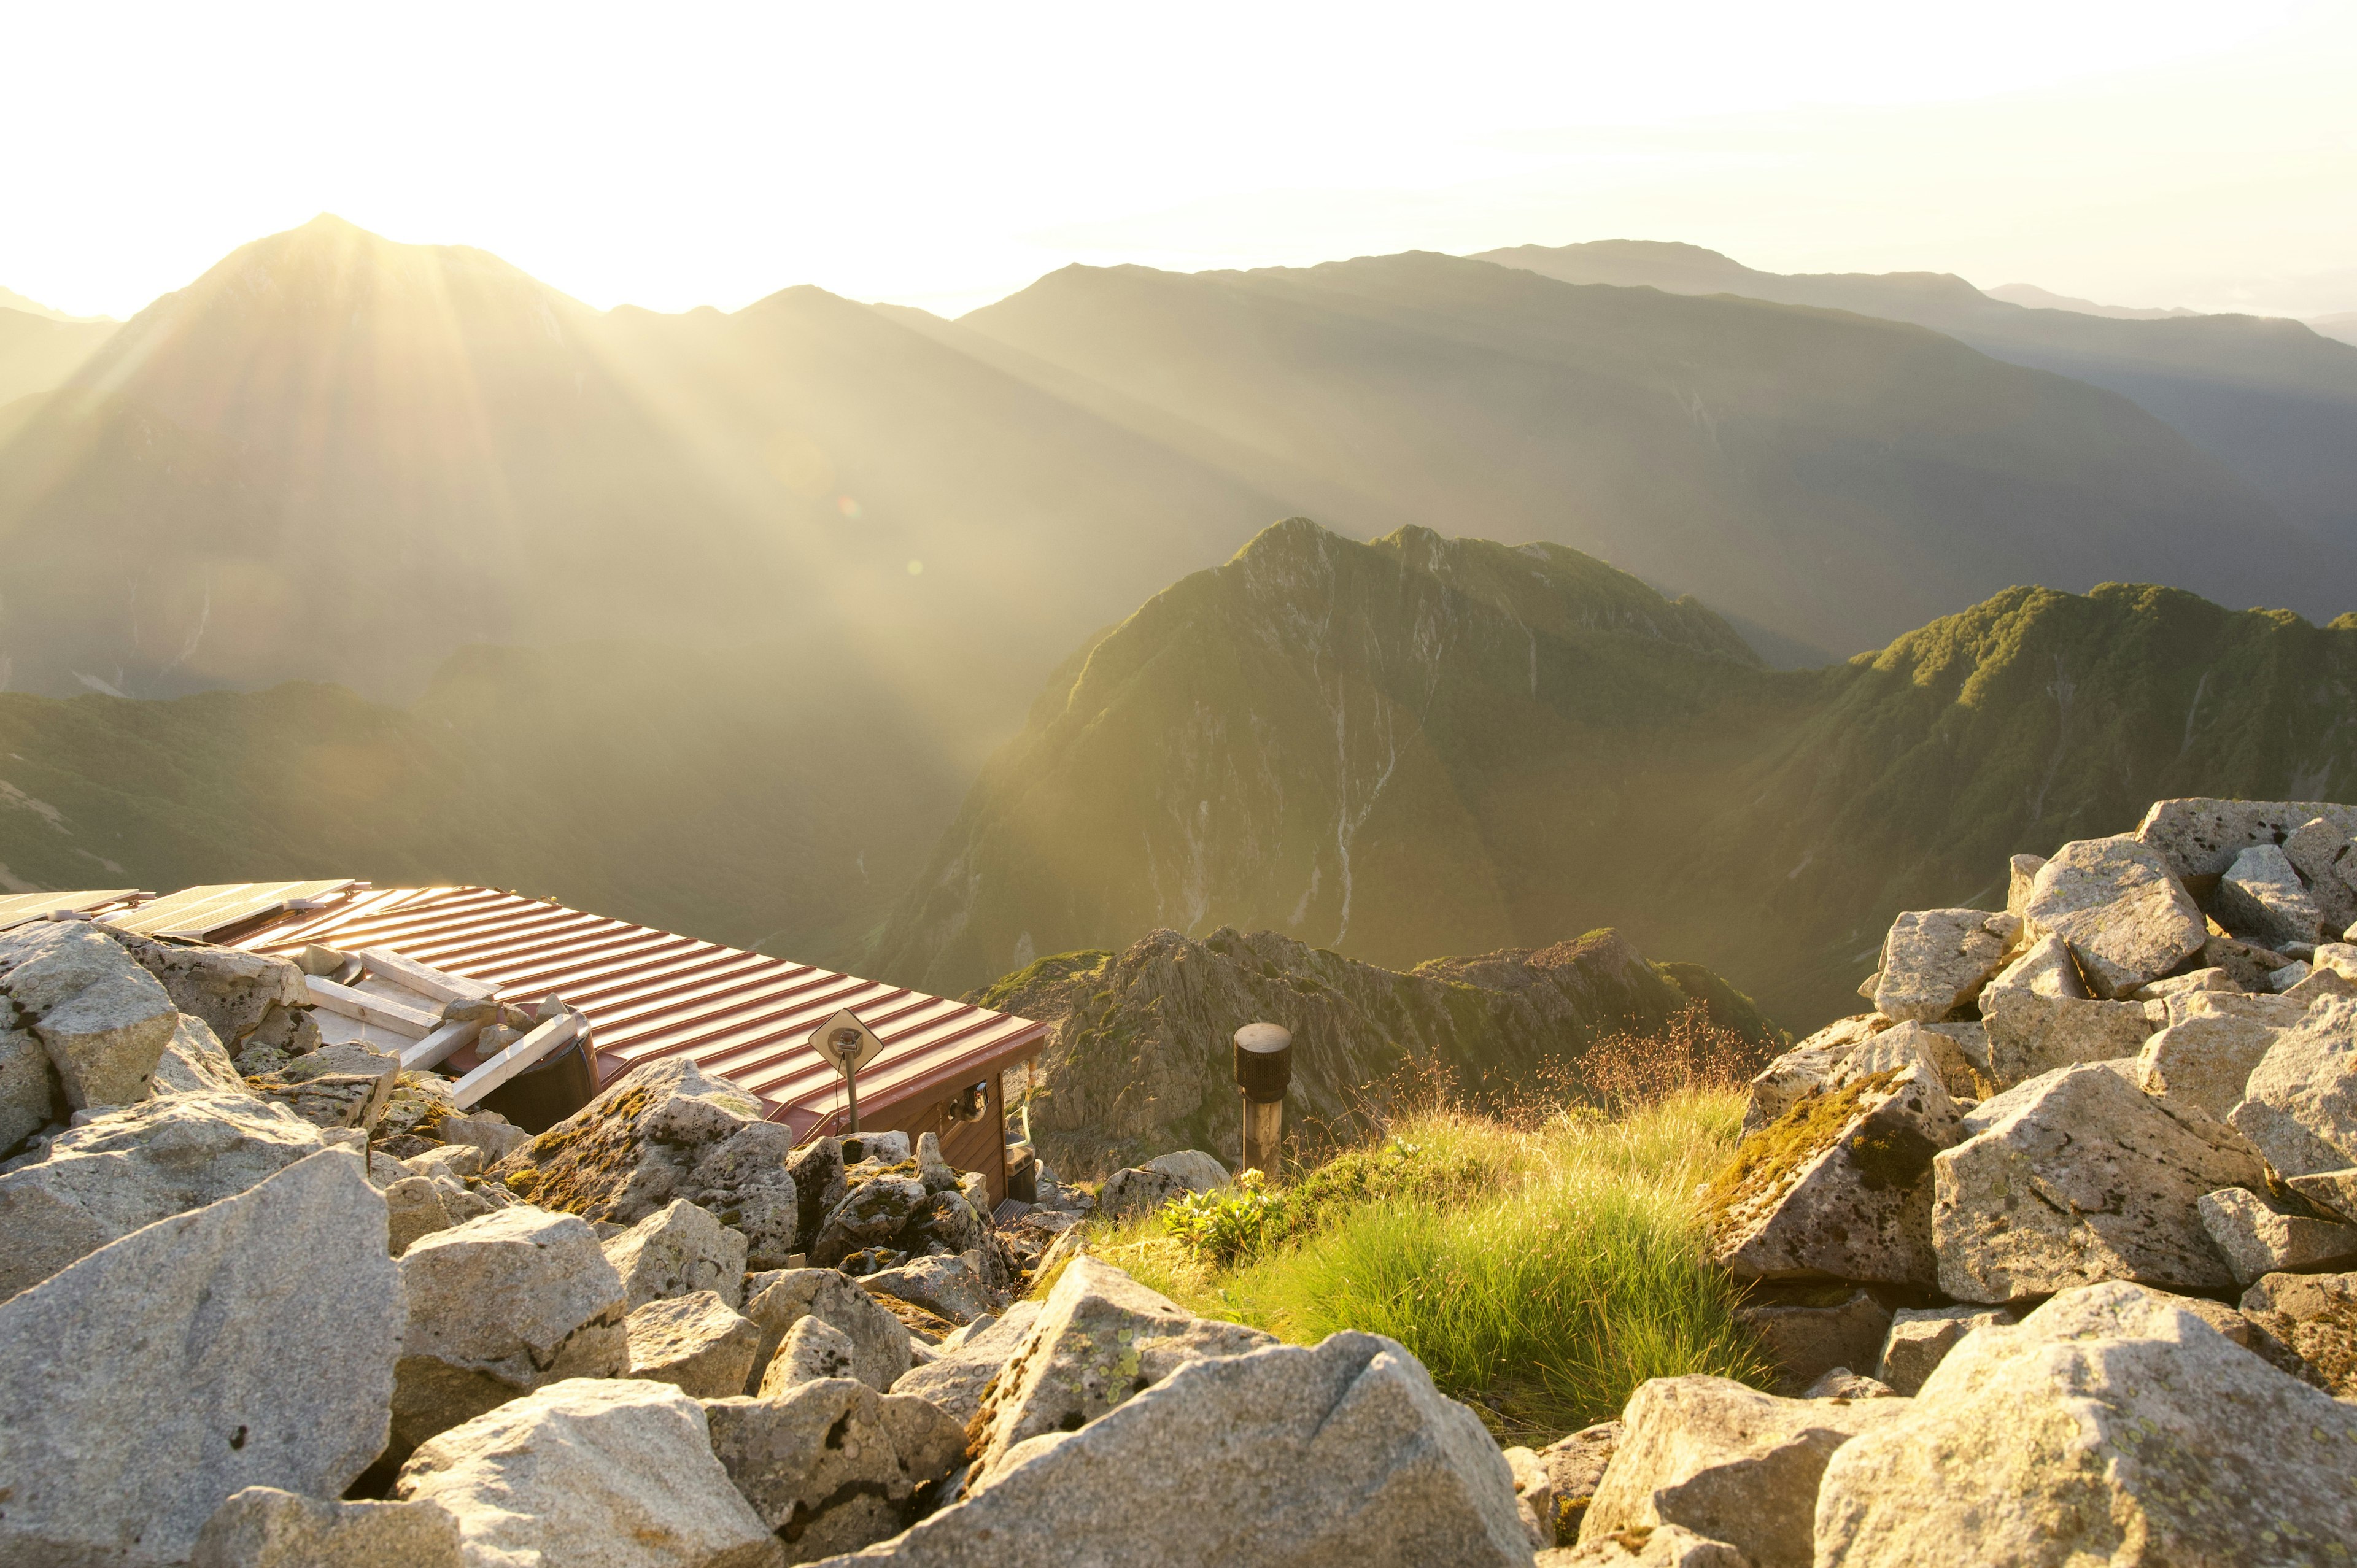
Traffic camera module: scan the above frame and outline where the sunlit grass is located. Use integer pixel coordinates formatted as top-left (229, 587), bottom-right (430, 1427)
top-left (1070, 1088), bottom-right (1769, 1443)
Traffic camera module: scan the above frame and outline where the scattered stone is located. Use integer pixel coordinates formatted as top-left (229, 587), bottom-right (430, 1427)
top-left (2229, 995), bottom-right (2357, 1176)
top-left (762, 1313), bottom-right (860, 1392)
top-left (385, 1173), bottom-right (458, 1256)
top-left (842, 1130), bottom-right (911, 1164)
top-left (152, 1013), bottom-right (252, 1096)
top-left (1096, 1162), bottom-right (1193, 1221)
top-left (1144, 1148), bottom-right (1230, 1191)
top-left (1978, 933), bottom-right (2154, 1087)
top-left (1933, 1062), bottom-right (2268, 1302)
top-left (1832, 1020), bottom-right (1978, 1101)
top-left (915, 1130), bottom-right (958, 1192)
top-left (394, 1376), bottom-right (782, 1568)
top-left (2199, 1186), bottom-right (2357, 1286)
top-left (2286, 1165), bottom-right (2357, 1223)
top-left (2129, 965), bottom-right (2234, 1002)
top-left (2005, 854), bottom-right (2046, 919)
top-left (862, 1249), bottom-right (996, 1325)
top-left (838, 1244), bottom-right (910, 1277)
top-left (0, 1150), bottom-right (403, 1567)
top-left (435, 1108), bottom-right (528, 1164)
top-left (391, 1203), bottom-right (630, 1453)
top-left (815, 1329), bottom-right (1531, 1567)
top-left (1703, 1058), bottom-right (1961, 1289)
top-left (628, 1289), bottom-right (764, 1399)
top-left (705, 1378), bottom-right (964, 1561)
top-left (0, 1087), bottom-right (327, 1299)
top-left (604, 1197), bottom-right (750, 1310)
top-left (2200, 930), bottom-right (2298, 991)
top-left (888, 1300), bottom-right (1043, 1427)
top-left (2284, 817), bottom-right (2357, 930)
top-left (2132, 992), bottom-right (2297, 1120)
top-left (2214, 841), bottom-right (2329, 949)
top-left (487, 1057), bottom-right (801, 1269)
top-left (2239, 1269), bottom-right (2357, 1397)
top-left (1799, 1368), bottom-right (1895, 1399)
top-left (1, 921), bottom-right (179, 1107)
top-left (1871, 909), bottom-right (2019, 1024)
top-left (1741, 1016), bottom-right (1881, 1134)
top-left (0, 1023), bottom-right (61, 1151)
top-left (1731, 1291), bottom-right (1892, 1396)
top-left (1534, 1423), bottom-right (1622, 1546)
top-left (111, 933), bottom-right (309, 1057)
top-left (2266, 959), bottom-right (2313, 991)
top-left (404, 1141), bottom-right (484, 1182)
top-left (1814, 1281), bottom-right (2357, 1566)
top-left (742, 1267), bottom-right (913, 1394)
top-left (246, 1039), bottom-right (401, 1129)
top-left (2022, 835), bottom-right (2207, 999)
top-left (1541, 1523), bottom-right (1758, 1566)
top-left (2134, 797), bottom-right (2357, 881)
top-left (191, 1488), bottom-right (464, 1568)
top-left (1872, 1305), bottom-right (2014, 1396)
top-left (1576, 1374), bottom-right (1909, 1568)
top-left (967, 1255), bottom-right (1277, 1482)
top-left (810, 1173), bottom-right (927, 1267)
top-left (786, 1137), bottom-right (846, 1255)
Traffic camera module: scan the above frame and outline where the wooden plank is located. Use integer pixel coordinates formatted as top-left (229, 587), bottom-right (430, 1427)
top-left (402, 1019), bottom-right (482, 1072)
top-left (304, 975), bottom-right (439, 1038)
top-left (451, 1014), bottom-right (581, 1108)
top-left (359, 947), bottom-right (495, 1005)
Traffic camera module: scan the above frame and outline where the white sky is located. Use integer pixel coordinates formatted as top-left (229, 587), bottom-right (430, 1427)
top-left (4, 1), bottom-right (2353, 320)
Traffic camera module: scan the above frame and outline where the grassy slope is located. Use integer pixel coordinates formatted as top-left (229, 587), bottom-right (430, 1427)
top-left (1069, 1090), bottom-right (1767, 1443)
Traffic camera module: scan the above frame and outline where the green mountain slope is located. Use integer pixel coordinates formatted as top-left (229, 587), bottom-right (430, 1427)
top-left (872, 517), bottom-right (2357, 1027)
top-left (1479, 240), bottom-right (2357, 558)
top-left (970, 924), bottom-right (1780, 1177)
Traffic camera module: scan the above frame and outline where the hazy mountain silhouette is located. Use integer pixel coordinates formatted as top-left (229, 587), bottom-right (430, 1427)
top-left (955, 251), bottom-right (2346, 662)
top-left (1479, 240), bottom-right (2357, 558)
top-left (0, 286), bottom-right (112, 324)
top-left (0, 307), bottom-right (116, 404)
top-left (1984, 283), bottom-right (2196, 320)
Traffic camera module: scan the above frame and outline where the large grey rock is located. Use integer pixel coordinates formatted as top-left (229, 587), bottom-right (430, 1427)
top-left (487, 1057), bottom-right (801, 1269)
top-left (1813, 1281), bottom-right (2357, 1566)
top-left (1870, 909), bottom-right (2018, 1024)
top-left (2197, 1186), bottom-right (2357, 1286)
top-left (2005, 853), bottom-right (2046, 917)
top-left (786, 1136), bottom-right (846, 1254)
top-left (1831, 1021), bottom-right (1977, 1101)
top-left (1, 921), bottom-right (178, 1107)
top-left (914, 1130), bottom-right (959, 1193)
top-left (2131, 965), bottom-right (2234, 1002)
top-left (391, 1203), bottom-right (630, 1452)
top-left (628, 1289), bottom-right (764, 1399)
top-left (395, 1377), bottom-right (783, 1568)
top-left (150, 1013), bottom-right (250, 1096)
top-left (1144, 1148), bottom-right (1230, 1191)
top-left (110, 933), bottom-right (309, 1054)
top-left (1576, 1375), bottom-right (1909, 1568)
top-left (810, 1173), bottom-right (927, 1267)
top-left (2214, 841), bottom-right (2329, 949)
top-left (888, 1300), bottom-right (1042, 1426)
top-left (246, 1040), bottom-right (401, 1129)
top-left (0, 1087), bottom-right (326, 1299)
top-left (434, 1108), bottom-right (528, 1164)
top-left (705, 1378), bottom-right (964, 1561)
top-left (1504, 1445), bottom-right (1556, 1551)
top-left (862, 1250), bottom-right (994, 1325)
top-left (0, 1024), bottom-right (60, 1151)
top-left (2239, 1269), bottom-right (2357, 1397)
top-left (2285, 817), bottom-right (2357, 930)
top-left (385, 1173), bottom-right (459, 1256)
top-left (2229, 995), bottom-right (2357, 1176)
top-left (762, 1313), bottom-right (861, 1392)
top-left (2134, 797), bottom-right (2357, 880)
top-left (192, 1489), bottom-right (464, 1568)
top-left (2132, 992), bottom-right (2299, 1119)
top-left (0, 1150), bottom-right (403, 1567)
top-left (1932, 1062), bottom-right (2269, 1303)
top-left (2286, 1165), bottom-right (2357, 1222)
top-left (1740, 1016), bottom-right (1880, 1134)
top-left (805, 1330), bottom-right (1530, 1568)
top-left (743, 1267), bottom-right (913, 1394)
top-left (1978, 933), bottom-right (2154, 1087)
top-left (1097, 1163), bottom-right (1191, 1221)
top-left (1703, 1057), bottom-right (1961, 1289)
top-left (967, 1256), bottom-right (1277, 1481)
top-left (603, 1197), bottom-right (749, 1310)
top-left (2022, 836), bottom-right (2205, 998)
top-left (1533, 1422), bottom-right (1622, 1545)
top-left (1730, 1291), bottom-right (1891, 1397)
top-left (1871, 1305), bottom-right (2014, 1396)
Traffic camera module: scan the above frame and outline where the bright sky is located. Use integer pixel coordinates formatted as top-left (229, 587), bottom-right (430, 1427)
top-left (5, 1), bottom-right (2353, 320)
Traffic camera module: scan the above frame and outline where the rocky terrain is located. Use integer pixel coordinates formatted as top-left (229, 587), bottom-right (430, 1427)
top-left (6, 792), bottom-right (2357, 1565)
top-left (970, 924), bottom-right (1778, 1177)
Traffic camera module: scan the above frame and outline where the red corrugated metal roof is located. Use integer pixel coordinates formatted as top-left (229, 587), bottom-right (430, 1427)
top-left (233, 886), bottom-right (1045, 1139)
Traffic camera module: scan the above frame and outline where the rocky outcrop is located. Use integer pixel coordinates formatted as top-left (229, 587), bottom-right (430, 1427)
top-left (394, 1377), bottom-right (783, 1568)
top-left (489, 1058), bottom-right (802, 1269)
top-left (0, 1150), bottom-right (402, 1566)
top-left (1814, 1282), bottom-right (2357, 1565)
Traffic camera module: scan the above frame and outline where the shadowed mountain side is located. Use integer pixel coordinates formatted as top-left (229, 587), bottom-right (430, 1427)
top-left (1480, 239), bottom-right (2357, 557)
top-left (956, 251), bottom-right (2342, 663)
top-left (870, 517), bottom-right (2357, 1028)
top-left (0, 638), bottom-right (966, 964)
top-left (969, 924), bottom-right (1781, 1177)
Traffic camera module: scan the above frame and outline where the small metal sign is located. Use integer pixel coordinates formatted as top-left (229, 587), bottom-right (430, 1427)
top-left (810, 1010), bottom-right (883, 1077)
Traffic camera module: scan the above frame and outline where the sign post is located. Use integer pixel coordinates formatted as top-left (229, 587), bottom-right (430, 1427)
top-left (808, 1008), bottom-right (883, 1135)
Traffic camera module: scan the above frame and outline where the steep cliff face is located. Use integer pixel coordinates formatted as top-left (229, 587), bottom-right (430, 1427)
top-left (878, 518), bottom-right (2357, 1029)
top-left (973, 925), bottom-right (1779, 1177)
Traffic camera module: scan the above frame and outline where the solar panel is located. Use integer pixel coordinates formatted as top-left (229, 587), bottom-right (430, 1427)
top-left (106, 880), bottom-right (365, 939)
top-left (0, 889), bottom-right (144, 931)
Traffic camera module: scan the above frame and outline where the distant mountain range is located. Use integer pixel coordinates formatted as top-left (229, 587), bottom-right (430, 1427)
top-left (873, 517), bottom-right (2357, 1026)
top-left (3, 218), bottom-right (2353, 731)
top-left (1477, 240), bottom-right (2357, 563)
top-left (1983, 283), bottom-right (2197, 321)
